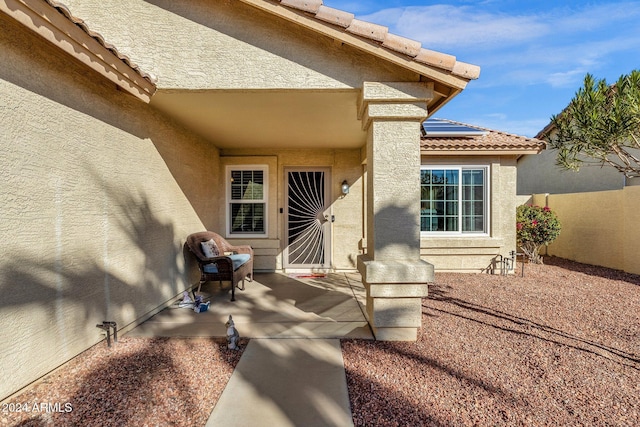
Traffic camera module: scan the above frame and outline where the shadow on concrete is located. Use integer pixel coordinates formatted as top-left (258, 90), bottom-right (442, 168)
top-left (208, 339), bottom-right (353, 427)
top-left (127, 272), bottom-right (372, 340)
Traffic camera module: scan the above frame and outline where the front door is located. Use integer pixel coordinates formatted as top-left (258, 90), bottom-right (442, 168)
top-left (284, 168), bottom-right (331, 270)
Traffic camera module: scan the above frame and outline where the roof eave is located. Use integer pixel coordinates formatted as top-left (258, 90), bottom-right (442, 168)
top-left (0, 0), bottom-right (157, 102)
top-left (425, 88), bottom-right (462, 117)
top-left (422, 148), bottom-right (544, 156)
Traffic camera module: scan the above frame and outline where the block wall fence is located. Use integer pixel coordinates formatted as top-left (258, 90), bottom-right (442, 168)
top-left (523, 186), bottom-right (640, 275)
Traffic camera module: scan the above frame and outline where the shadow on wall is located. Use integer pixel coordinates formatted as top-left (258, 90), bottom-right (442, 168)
top-left (370, 202), bottom-right (422, 257)
top-left (1, 15), bottom-right (212, 401)
top-left (0, 170), bottom-right (185, 322)
top-left (144, 0), bottom-right (379, 88)
top-left (0, 13), bottom-right (218, 231)
top-left (0, 167), bottom-right (190, 401)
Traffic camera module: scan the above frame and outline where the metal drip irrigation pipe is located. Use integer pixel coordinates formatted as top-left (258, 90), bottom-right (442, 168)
top-left (497, 251), bottom-right (524, 277)
top-left (96, 321), bottom-right (118, 347)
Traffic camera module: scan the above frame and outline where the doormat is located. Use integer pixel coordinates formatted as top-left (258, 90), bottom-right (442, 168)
top-left (288, 273), bottom-right (327, 279)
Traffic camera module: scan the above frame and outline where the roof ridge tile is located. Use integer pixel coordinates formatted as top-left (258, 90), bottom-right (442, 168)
top-left (440, 118), bottom-right (540, 142)
top-left (346, 18), bottom-right (388, 42)
top-left (280, 0), bottom-right (323, 14)
top-left (382, 33), bottom-right (421, 57)
top-left (414, 48), bottom-right (456, 71)
top-left (272, 0), bottom-right (479, 80)
top-left (47, 0), bottom-right (479, 84)
top-left (315, 5), bottom-right (354, 28)
top-left (451, 61), bottom-right (481, 80)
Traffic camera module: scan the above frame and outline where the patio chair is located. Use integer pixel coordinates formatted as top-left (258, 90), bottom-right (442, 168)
top-left (185, 231), bottom-right (253, 301)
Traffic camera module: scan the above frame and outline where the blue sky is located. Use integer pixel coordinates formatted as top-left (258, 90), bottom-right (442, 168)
top-left (324, 0), bottom-right (640, 137)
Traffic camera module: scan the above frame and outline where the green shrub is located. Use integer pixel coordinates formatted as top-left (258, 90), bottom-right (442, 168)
top-left (516, 205), bottom-right (561, 264)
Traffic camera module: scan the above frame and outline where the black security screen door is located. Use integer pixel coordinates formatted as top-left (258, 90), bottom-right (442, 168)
top-left (285, 169), bottom-right (330, 268)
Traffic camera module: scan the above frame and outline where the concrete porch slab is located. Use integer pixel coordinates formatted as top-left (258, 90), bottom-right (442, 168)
top-left (126, 272), bottom-right (373, 340)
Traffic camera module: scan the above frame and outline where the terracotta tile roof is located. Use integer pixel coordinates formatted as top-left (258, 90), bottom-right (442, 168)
top-left (421, 119), bottom-right (545, 154)
top-left (271, 0), bottom-right (480, 80)
top-left (44, 0), bottom-right (157, 85)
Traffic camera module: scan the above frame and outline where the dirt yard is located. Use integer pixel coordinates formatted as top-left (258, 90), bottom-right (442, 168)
top-left (342, 257), bottom-right (640, 426)
top-left (3, 257), bottom-right (639, 426)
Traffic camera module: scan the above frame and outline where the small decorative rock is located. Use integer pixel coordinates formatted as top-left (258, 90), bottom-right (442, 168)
top-left (225, 315), bottom-right (240, 350)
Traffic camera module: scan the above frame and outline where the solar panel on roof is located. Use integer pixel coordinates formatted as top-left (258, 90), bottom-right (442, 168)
top-left (422, 118), bottom-right (487, 137)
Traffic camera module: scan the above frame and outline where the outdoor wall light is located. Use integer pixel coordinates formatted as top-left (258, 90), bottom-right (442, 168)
top-left (341, 180), bottom-right (350, 195)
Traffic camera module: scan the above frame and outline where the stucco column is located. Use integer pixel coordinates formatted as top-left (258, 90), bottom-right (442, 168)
top-left (357, 82), bottom-right (434, 341)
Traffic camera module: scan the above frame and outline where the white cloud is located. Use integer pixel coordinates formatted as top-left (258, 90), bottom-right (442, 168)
top-left (550, 2), bottom-right (640, 33)
top-left (546, 69), bottom-right (589, 88)
top-left (486, 33), bottom-right (640, 88)
top-left (355, 2), bottom-right (640, 58)
top-left (360, 5), bottom-right (549, 50)
top-left (324, 1), bottom-right (640, 136)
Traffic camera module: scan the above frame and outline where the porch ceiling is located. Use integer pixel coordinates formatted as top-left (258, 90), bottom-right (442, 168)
top-left (151, 89), bottom-right (367, 149)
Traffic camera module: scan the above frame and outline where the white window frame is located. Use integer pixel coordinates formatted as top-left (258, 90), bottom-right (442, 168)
top-left (225, 165), bottom-right (268, 238)
top-left (420, 165), bottom-right (490, 236)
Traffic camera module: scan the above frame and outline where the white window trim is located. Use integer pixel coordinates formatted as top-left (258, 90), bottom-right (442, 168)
top-left (225, 164), bottom-right (268, 238)
top-left (420, 165), bottom-right (490, 237)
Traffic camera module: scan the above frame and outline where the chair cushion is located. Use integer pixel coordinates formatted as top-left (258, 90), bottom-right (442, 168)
top-left (203, 263), bottom-right (219, 273)
top-left (201, 239), bottom-right (220, 258)
top-left (203, 254), bottom-right (251, 273)
top-left (230, 253), bottom-right (251, 269)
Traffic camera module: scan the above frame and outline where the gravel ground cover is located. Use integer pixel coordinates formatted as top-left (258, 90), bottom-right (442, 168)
top-left (2, 257), bottom-right (639, 426)
top-left (342, 257), bottom-right (640, 426)
top-left (2, 338), bottom-right (244, 427)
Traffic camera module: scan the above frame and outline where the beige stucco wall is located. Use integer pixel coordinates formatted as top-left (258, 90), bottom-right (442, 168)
top-left (220, 149), bottom-right (364, 271)
top-left (54, 0), bottom-right (426, 275)
top-left (0, 14), bottom-right (220, 401)
top-left (545, 191), bottom-right (624, 269)
top-left (622, 186), bottom-right (640, 275)
top-left (517, 144), bottom-right (626, 195)
top-left (420, 156), bottom-right (518, 272)
top-left (366, 120), bottom-right (423, 261)
top-left (531, 188), bottom-right (640, 275)
top-left (0, 0), bottom-right (485, 388)
top-left (63, 0), bottom-right (419, 91)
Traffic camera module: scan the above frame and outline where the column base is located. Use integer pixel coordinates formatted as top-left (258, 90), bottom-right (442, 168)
top-left (357, 257), bottom-right (433, 341)
top-left (370, 326), bottom-right (418, 341)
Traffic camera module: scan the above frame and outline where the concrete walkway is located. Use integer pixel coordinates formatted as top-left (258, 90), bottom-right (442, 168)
top-left (206, 338), bottom-right (354, 427)
top-left (126, 273), bottom-right (372, 426)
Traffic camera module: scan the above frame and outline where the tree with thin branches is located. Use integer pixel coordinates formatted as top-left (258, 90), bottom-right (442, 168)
top-left (546, 70), bottom-right (640, 177)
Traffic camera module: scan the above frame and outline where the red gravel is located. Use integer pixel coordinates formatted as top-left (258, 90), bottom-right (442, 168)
top-left (1, 338), bottom-right (244, 427)
top-left (342, 257), bottom-right (640, 426)
top-left (3, 258), bottom-right (639, 426)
